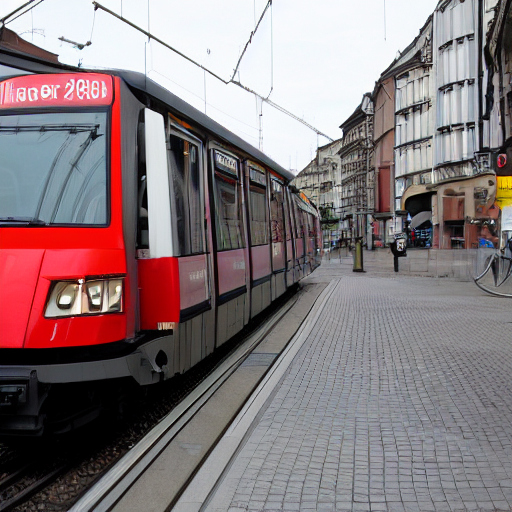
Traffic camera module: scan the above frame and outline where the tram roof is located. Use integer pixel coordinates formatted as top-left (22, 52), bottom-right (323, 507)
top-left (0, 37), bottom-right (294, 183)
top-left (113, 70), bottom-right (294, 182)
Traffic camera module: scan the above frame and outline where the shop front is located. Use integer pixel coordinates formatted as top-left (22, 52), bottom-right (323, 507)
top-left (402, 188), bottom-right (435, 248)
top-left (435, 174), bottom-right (497, 249)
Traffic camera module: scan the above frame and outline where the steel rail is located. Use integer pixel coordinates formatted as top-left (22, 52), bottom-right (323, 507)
top-left (0, 462), bottom-right (71, 512)
top-left (0, 462), bottom-right (32, 494)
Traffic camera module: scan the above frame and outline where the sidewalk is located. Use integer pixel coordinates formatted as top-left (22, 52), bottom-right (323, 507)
top-left (324, 247), bottom-right (475, 281)
top-left (176, 253), bottom-right (512, 512)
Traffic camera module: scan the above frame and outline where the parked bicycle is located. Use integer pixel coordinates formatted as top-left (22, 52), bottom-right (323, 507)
top-left (473, 232), bottom-right (512, 297)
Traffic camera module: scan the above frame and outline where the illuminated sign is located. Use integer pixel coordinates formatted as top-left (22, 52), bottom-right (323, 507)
top-left (496, 176), bottom-right (512, 208)
top-left (0, 73), bottom-right (113, 108)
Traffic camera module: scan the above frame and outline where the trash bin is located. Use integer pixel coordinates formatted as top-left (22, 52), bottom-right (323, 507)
top-left (353, 237), bottom-right (364, 273)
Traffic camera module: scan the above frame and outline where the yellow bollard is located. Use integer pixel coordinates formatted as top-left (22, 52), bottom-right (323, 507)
top-left (353, 237), bottom-right (364, 272)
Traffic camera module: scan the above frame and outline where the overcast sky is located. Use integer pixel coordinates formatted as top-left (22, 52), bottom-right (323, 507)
top-left (1, 0), bottom-right (439, 173)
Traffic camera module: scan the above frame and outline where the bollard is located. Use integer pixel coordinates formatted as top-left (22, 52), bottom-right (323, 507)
top-left (353, 237), bottom-right (364, 272)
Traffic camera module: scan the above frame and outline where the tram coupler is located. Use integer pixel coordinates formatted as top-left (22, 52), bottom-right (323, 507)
top-left (0, 369), bottom-right (46, 435)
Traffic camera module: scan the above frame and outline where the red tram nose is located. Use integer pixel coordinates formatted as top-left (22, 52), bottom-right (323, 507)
top-left (0, 249), bottom-right (45, 349)
top-left (0, 248), bottom-right (128, 350)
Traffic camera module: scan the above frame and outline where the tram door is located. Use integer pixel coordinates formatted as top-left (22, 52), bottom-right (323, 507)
top-left (245, 163), bottom-right (272, 318)
top-left (270, 177), bottom-right (286, 300)
top-left (210, 149), bottom-right (249, 347)
top-left (284, 188), bottom-right (296, 287)
top-left (137, 109), bottom-right (212, 374)
top-left (291, 195), bottom-right (305, 279)
top-left (167, 127), bottom-right (212, 369)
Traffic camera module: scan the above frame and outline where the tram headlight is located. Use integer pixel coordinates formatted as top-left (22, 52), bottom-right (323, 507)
top-left (85, 281), bottom-right (104, 312)
top-left (45, 277), bottom-right (124, 318)
top-left (54, 282), bottom-right (80, 314)
top-left (107, 279), bottom-right (123, 312)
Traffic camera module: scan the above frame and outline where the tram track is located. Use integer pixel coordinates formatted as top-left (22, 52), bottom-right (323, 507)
top-left (0, 283), bottom-right (317, 512)
top-left (69, 288), bottom-right (301, 512)
top-left (0, 460), bottom-right (71, 512)
top-left (0, 437), bottom-right (85, 512)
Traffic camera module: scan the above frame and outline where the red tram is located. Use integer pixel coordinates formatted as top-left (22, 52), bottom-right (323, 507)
top-left (0, 70), bottom-right (321, 435)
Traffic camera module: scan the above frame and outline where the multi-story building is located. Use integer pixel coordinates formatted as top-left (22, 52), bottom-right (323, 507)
top-left (393, 17), bottom-right (435, 247)
top-left (338, 94), bottom-right (375, 247)
top-left (372, 75), bottom-right (395, 248)
top-left (373, 16), bottom-right (434, 248)
top-left (428, 0), bottom-right (497, 249)
top-left (294, 0), bottom-right (507, 252)
top-left (292, 139), bottom-right (343, 247)
top-left (484, 0), bottom-right (512, 152)
top-left (481, 0), bottom-right (512, 239)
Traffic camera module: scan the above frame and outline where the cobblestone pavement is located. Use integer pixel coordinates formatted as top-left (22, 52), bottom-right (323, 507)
top-left (206, 263), bottom-right (512, 512)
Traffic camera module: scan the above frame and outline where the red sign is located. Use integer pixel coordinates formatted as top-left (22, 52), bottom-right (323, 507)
top-left (0, 73), bottom-right (113, 108)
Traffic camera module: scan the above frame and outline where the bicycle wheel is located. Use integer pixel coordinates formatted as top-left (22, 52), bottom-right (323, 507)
top-left (473, 250), bottom-right (512, 297)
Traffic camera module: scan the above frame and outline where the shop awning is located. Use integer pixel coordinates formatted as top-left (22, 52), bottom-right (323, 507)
top-left (410, 211), bottom-right (432, 229)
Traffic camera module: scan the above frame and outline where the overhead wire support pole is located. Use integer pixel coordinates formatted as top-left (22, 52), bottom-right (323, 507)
top-left (91, 1), bottom-right (334, 142)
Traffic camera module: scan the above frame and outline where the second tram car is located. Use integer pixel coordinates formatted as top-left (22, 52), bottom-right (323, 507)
top-left (0, 69), bottom-right (321, 434)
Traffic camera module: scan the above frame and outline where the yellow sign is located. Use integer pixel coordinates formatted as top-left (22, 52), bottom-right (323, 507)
top-left (496, 176), bottom-right (512, 208)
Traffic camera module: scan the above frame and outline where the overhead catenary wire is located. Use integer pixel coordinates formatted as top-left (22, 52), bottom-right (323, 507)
top-left (89, 6), bottom-right (96, 44)
top-left (232, 79), bottom-right (332, 141)
top-left (92, 2), bottom-right (229, 85)
top-left (149, 68), bottom-right (259, 135)
top-left (1, 0), bottom-right (45, 27)
top-left (230, 0), bottom-right (272, 83)
top-left (269, 1), bottom-right (273, 98)
top-left (91, 1), bottom-right (333, 143)
top-left (1, 0), bottom-right (333, 144)
top-left (383, 0), bottom-right (387, 41)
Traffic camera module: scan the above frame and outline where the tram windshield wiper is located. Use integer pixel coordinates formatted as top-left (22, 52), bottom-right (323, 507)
top-left (0, 124), bottom-right (101, 137)
top-left (0, 217), bottom-right (47, 226)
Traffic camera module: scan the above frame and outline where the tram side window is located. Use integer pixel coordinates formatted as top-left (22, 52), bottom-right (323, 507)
top-left (305, 212), bottom-right (312, 237)
top-left (292, 196), bottom-right (303, 238)
top-left (301, 209), bottom-right (308, 238)
top-left (137, 113), bottom-right (148, 249)
top-left (284, 191), bottom-right (292, 242)
top-left (168, 135), bottom-right (204, 255)
top-left (270, 180), bottom-right (284, 243)
top-left (214, 170), bottom-right (244, 251)
top-left (309, 214), bottom-right (316, 238)
top-left (249, 183), bottom-right (268, 246)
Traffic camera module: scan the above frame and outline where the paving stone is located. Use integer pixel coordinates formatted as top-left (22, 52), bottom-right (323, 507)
top-left (369, 504), bottom-right (389, 512)
top-left (283, 504), bottom-right (301, 512)
top-left (205, 266), bottom-right (512, 512)
top-left (492, 500), bottom-right (511, 511)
